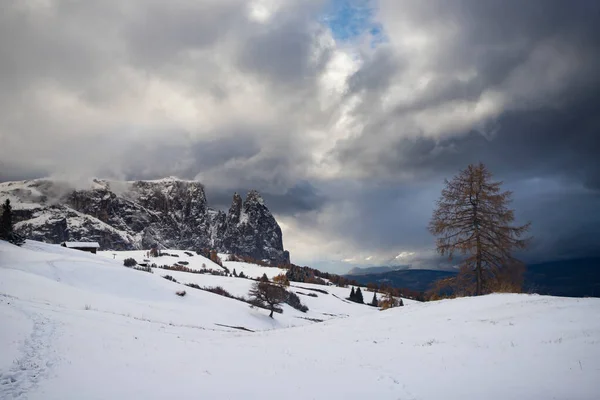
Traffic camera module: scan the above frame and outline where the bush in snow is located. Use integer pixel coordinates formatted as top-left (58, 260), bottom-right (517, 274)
top-left (177, 261), bottom-right (189, 266)
top-left (163, 275), bottom-right (178, 283)
top-left (202, 286), bottom-right (233, 298)
top-left (176, 290), bottom-right (186, 297)
top-left (273, 274), bottom-right (290, 287)
top-left (133, 264), bottom-right (153, 273)
top-left (209, 250), bottom-right (223, 267)
top-left (285, 290), bottom-right (309, 313)
top-left (123, 258), bottom-right (137, 267)
top-left (185, 283), bottom-right (201, 290)
top-left (184, 251), bottom-right (194, 257)
top-left (260, 273), bottom-right (269, 283)
top-left (380, 292), bottom-right (402, 310)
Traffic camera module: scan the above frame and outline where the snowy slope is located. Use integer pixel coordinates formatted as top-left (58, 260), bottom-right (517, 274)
top-left (1, 240), bottom-right (600, 399)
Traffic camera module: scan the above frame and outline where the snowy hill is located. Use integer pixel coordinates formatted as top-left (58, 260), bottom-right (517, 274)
top-left (1, 240), bottom-right (599, 399)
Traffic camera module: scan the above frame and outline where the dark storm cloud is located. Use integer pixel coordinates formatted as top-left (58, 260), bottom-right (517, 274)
top-left (335, 90), bottom-right (600, 188)
top-left (333, 0), bottom-right (600, 185)
top-left (207, 181), bottom-right (327, 216)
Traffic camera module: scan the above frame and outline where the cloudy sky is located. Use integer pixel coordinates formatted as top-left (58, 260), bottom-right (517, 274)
top-left (1, 0), bottom-right (599, 273)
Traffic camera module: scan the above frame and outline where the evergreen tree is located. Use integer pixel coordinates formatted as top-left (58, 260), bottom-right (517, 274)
top-left (355, 287), bottom-right (364, 303)
top-left (233, 268), bottom-right (238, 277)
top-left (260, 273), bottom-right (269, 282)
top-left (1, 199), bottom-right (13, 239)
top-left (399, 298), bottom-right (404, 307)
top-left (370, 292), bottom-right (378, 307)
top-left (349, 287), bottom-right (356, 301)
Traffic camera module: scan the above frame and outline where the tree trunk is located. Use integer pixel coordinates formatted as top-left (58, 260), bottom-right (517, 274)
top-left (269, 308), bottom-right (274, 318)
top-left (476, 235), bottom-right (482, 296)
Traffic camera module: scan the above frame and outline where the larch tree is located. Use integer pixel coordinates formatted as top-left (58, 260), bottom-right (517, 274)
top-left (429, 163), bottom-right (531, 296)
top-left (249, 281), bottom-right (287, 318)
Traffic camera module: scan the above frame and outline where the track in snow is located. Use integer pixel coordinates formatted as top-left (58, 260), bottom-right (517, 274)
top-left (0, 307), bottom-right (60, 399)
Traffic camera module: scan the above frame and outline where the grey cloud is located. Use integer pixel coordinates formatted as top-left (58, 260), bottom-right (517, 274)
top-left (334, 0), bottom-right (600, 186)
top-left (206, 181), bottom-right (327, 216)
top-left (237, 6), bottom-right (331, 88)
top-left (347, 47), bottom-right (401, 94)
top-left (123, 1), bottom-right (246, 67)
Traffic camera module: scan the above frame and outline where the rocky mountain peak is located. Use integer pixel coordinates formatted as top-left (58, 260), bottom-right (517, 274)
top-left (227, 192), bottom-right (243, 225)
top-left (245, 190), bottom-right (265, 206)
top-left (1, 178), bottom-right (289, 265)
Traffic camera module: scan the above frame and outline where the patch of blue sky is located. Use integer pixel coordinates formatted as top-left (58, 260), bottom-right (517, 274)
top-left (321, 0), bottom-right (386, 47)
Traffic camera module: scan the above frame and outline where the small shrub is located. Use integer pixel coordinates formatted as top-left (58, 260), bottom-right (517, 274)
top-left (203, 286), bottom-right (233, 298)
top-left (171, 254), bottom-right (179, 258)
top-left (123, 258), bottom-right (137, 267)
top-left (176, 290), bottom-right (186, 297)
top-left (209, 250), bottom-right (223, 267)
top-left (133, 264), bottom-right (153, 273)
top-left (84, 304), bottom-right (92, 310)
top-left (185, 283), bottom-right (201, 290)
top-left (295, 286), bottom-right (328, 295)
top-left (273, 274), bottom-right (290, 287)
top-left (184, 251), bottom-right (194, 257)
top-left (163, 275), bottom-right (178, 283)
top-left (286, 291), bottom-right (309, 313)
top-left (307, 293), bottom-right (318, 298)
top-left (177, 261), bottom-right (189, 266)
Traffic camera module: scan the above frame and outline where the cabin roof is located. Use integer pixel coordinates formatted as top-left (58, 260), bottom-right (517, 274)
top-left (62, 242), bottom-right (100, 248)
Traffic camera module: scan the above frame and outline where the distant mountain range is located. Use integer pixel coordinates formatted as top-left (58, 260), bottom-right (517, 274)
top-left (347, 269), bottom-right (456, 292)
top-left (346, 258), bottom-right (600, 298)
top-left (346, 265), bottom-right (409, 275)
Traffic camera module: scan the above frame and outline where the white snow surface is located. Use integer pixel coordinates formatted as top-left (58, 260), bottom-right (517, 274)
top-left (1, 240), bottom-right (599, 399)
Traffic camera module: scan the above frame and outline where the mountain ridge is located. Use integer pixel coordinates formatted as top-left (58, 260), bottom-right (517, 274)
top-left (0, 178), bottom-right (289, 265)
top-left (346, 258), bottom-right (600, 297)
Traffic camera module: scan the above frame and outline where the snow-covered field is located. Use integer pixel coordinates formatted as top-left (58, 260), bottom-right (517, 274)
top-left (98, 249), bottom-right (288, 279)
top-left (1, 241), bottom-right (600, 399)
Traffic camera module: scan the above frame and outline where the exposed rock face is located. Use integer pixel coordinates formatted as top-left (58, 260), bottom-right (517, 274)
top-left (0, 178), bottom-right (289, 265)
top-left (222, 190), bottom-right (289, 265)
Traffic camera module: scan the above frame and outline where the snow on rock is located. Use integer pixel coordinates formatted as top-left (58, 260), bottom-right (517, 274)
top-left (1, 240), bottom-right (599, 400)
top-left (0, 178), bottom-right (289, 264)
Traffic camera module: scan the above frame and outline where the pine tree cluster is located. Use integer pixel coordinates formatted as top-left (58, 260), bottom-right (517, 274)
top-left (348, 287), bottom-right (364, 304)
